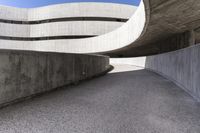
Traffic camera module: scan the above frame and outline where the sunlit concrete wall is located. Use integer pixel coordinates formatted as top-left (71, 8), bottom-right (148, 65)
top-left (0, 2), bottom-right (143, 53)
top-left (0, 3), bottom-right (136, 37)
top-left (0, 22), bottom-right (124, 37)
top-left (1, 0), bottom-right (199, 57)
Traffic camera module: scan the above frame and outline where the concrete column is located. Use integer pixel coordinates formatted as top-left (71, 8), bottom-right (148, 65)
top-left (188, 30), bottom-right (195, 46)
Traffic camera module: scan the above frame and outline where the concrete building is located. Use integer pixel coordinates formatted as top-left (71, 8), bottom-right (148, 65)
top-left (0, 2), bottom-right (137, 107)
top-left (0, 1), bottom-right (200, 132)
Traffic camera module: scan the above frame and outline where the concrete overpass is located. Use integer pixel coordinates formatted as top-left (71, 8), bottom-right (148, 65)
top-left (0, 1), bottom-right (199, 132)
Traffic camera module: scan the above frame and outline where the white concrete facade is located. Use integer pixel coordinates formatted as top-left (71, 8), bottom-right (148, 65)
top-left (0, 3), bottom-right (136, 37)
top-left (0, 3), bottom-right (135, 21)
top-left (0, 2), bottom-right (140, 53)
top-left (0, 22), bottom-right (124, 37)
top-left (0, 0), bottom-right (199, 56)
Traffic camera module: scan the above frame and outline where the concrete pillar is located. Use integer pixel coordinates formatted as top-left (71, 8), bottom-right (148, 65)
top-left (188, 30), bottom-right (195, 46)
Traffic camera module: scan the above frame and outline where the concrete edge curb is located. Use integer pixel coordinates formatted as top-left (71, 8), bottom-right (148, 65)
top-left (146, 68), bottom-right (200, 103)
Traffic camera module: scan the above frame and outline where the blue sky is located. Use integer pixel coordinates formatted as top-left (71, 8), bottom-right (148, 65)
top-left (0, 0), bottom-right (140, 8)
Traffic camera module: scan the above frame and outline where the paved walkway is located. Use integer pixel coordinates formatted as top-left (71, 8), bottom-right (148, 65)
top-left (0, 65), bottom-right (199, 133)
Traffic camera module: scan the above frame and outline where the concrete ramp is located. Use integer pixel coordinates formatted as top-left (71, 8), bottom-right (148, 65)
top-left (0, 64), bottom-right (199, 133)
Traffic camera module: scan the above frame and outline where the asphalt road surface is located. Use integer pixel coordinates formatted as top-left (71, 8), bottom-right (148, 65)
top-left (0, 64), bottom-right (199, 133)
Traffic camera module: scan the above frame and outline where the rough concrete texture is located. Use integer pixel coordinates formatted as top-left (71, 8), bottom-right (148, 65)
top-left (145, 44), bottom-right (200, 102)
top-left (107, 0), bottom-right (200, 57)
top-left (0, 49), bottom-right (110, 107)
top-left (0, 64), bottom-right (199, 133)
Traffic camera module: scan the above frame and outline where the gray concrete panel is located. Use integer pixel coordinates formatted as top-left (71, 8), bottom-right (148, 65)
top-left (107, 0), bottom-right (200, 57)
top-left (0, 50), bottom-right (110, 108)
top-left (145, 44), bottom-right (200, 102)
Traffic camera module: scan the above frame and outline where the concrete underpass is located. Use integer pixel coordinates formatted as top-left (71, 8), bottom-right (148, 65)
top-left (0, 1), bottom-right (200, 132)
top-left (0, 64), bottom-right (199, 133)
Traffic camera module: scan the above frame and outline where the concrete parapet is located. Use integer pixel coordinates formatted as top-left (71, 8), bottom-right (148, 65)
top-left (145, 44), bottom-right (200, 102)
top-left (0, 50), bottom-right (111, 108)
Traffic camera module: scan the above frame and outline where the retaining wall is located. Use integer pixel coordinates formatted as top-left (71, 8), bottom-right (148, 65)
top-left (145, 44), bottom-right (200, 102)
top-left (0, 50), bottom-right (110, 107)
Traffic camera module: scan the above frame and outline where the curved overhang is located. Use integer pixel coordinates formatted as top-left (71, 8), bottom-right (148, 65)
top-left (0, 2), bottom-right (135, 38)
top-left (0, 2), bottom-right (144, 53)
top-left (0, 0), bottom-right (199, 57)
top-left (107, 0), bottom-right (200, 57)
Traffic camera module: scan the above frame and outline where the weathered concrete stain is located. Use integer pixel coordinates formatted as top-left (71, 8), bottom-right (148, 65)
top-left (146, 44), bottom-right (200, 102)
top-left (0, 50), bottom-right (110, 108)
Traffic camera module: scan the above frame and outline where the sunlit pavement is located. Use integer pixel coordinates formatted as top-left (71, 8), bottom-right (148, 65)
top-left (110, 64), bottom-right (144, 73)
top-left (0, 64), bottom-right (199, 133)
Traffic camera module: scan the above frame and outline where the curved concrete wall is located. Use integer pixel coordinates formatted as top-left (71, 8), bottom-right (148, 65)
top-left (0, 0), bottom-right (199, 57)
top-left (0, 22), bottom-right (124, 37)
top-left (0, 50), bottom-right (111, 108)
top-left (0, 3), bottom-right (136, 37)
top-left (0, 2), bottom-right (142, 53)
top-left (145, 44), bottom-right (200, 102)
top-left (0, 3), bottom-right (135, 21)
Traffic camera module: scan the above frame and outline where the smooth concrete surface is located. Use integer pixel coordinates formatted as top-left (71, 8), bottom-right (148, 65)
top-left (0, 3), bottom-right (136, 37)
top-left (145, 44), bottom-right (200, 102)
top-left (0, 64), bottom-right (199, 133)
top-left (0, 3), bottom-right (135, 21)
top-left (1, 1), bottom-right (200, 56)
top-left (0, 1), bottom-right (143, 53)
top-left (110, 57), bottom-right (146, 68)
top-left (110, 64), bottom-right (144, 73)
top-left (0, 50), bottom-right (110, 107)
top-left (0, 22), bottom-right (125, 37)
top-left (107, 0), bottom-right (200, 57)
